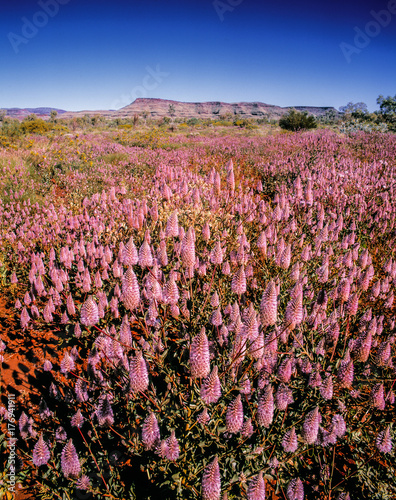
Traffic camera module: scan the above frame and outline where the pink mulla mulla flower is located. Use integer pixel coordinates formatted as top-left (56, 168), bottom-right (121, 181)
top-left (370, 383), bottom-right (385, 410)
top-left (11, 271), bottom-right (18, 284)
top-left (376, 341), bottom-right (391, 367)
top-left (33, 433), bottom-right (51, 467)
top-left (222, 261), bottom-right (231, 275)
top-left (165, 431), bottom-right (180, 461)
top-left (61, 439), bottom-right (81, 478)
top-left (370, 280), bottom-right (381, 299)
top-left (275, 384), bottom-right (294, 411)
top-left (211, 291), bottom-right (220, 308)
top-left (75, 378), bottom-right (89, 403)
top-left (142, 412), bottom-right (160, 450)
top-left (376, 426), bottom-right (392, 454)
top-left (331, 414), bottom-right (346, 438)
top-left (342, 250), bottom-right (353, 269)
top-left (201, 366), bottom-right (222, 405)
top-left (139, 237), bottom-right (153, 268)
top-left (282, 426), bottom-right (298, 453)
top-left (325, 322), bottom-right (340, 346)
top-left (247, 471), bottom-right (266, 500)
top-left (302, 407), bottom-right (320, 445)
top-left (346, 293), bottom-right (359, 316)
top-left (66, 294), bottom-right (76, 316)
top-left (290, 262), bottom-right (300, 282)
top-left (249, 331), bottom-right (264, 359)
top-left (60, 311), bottom-right (69, 324)
top-left (257, 231), bottom-right (267, 257)
top-left (43, 359), bottom-right (53, 372)
top-left (120, 315), bottom-right (132, 348)
top-left (241, 417), bottom-right (254, 438)
top-left (71, 322), bottom-right (82, 339)
top-left (285, 289), bottom-right (303, 329)
top-left (337, 354), bottom-right (354, 389)
top-left (211, 308), bottom-right (223, 326)
top-left (94, 271), bottom-right (102, 289)
top-left (122, 236), bottom-right (138, 266)
top-left (181, 227), bottom-right (196, 269)
top-left (317, 261), bottom-right (329, 283)
top-left (279, 244), bottom-right (291, 270)
top-left (60, 352), bottom-right (75, 374)
top-left (257, 384), bottom-right (274, 428)
top-left (243, 303), bottom-right (259, 340)
top-left (190, 328), bottom-right (210, 379)
top-left (197, 408), bottom-right (210, 425)
top-left (20, 307), bottom-right (30, 330)
top-left (287, 477), bottom-right (304, 500)
top-left (236, 243), bottom-right (247, 266)
top-left (71, 409), bottom-right (85, 429)
top-left (357, 268), bottom-right (371, 291)
top-left (157, 239), bottom-right (168, 266)
top-left (210, 240), bottom-right (224, 265)
top-left (15, 298), bottom-right (22, 309)
top-left (82, 269), bottom-right (91, 293)
top-left (122, 267), bottom-right (140, 311)
top-left (129, 350), bottom-right (149, 394)
top-left (227, 167), bottom-right (235, 194)
top-left (260, 280), bottom-right (277, 327)
top-left (112, 259), bottom-right (122, 278)
top-left (102, 266), bottom-right (109, 281)
top-left (165, 211), bottom-right (179, 238)
top-left (320, 375), bottom-right (333, 400)
top-left (352, 329), bottom-right (372, 363)
top-left (384, 291), bottom-right (394, 309)
top-left (202, 221), bottom-right (211, 242)
top-left (77, 258), bottom-right (85, 273)
top-left (19, 411), bottom-right (32, 439)
top-left (23, 291), bottom-right (32, 306)
top-left (95, 395), bottom-right (114, 427)
top-left (308, 366), bottom-right (322, 388)
top-left (164, 273), bottom-right (179, 305)
top-left (231, 265), bottom-right (246, 295)
top-left (202, 456), bottom-right (221, 500)
top-left (338, 278), bottom-right (350, 303)
top-left (277, 357), bottom-right (293, 383)
top-left (300, 244), bottom-right (311, 262)
top-left (80, 295), bottom-right (99, 327)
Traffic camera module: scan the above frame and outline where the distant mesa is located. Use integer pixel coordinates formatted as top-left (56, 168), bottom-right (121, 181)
top-left (1, 107), bottom-right (67, 120)
top-left (2, 98), bottom-right (338, 121)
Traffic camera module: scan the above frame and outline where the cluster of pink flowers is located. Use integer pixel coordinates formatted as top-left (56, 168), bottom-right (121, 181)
top-left (0, 129), bottom-right (395, 498)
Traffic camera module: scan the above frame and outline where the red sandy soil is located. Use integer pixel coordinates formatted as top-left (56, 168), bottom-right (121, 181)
top-left (0, 296), bottom-right (59, 500)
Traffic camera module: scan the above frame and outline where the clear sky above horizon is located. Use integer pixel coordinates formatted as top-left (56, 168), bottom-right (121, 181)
top-left (1, 0), bottom-right (395, 112)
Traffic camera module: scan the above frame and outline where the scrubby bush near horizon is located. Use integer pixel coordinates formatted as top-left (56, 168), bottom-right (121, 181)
top-left (279, 110), bottom-right (317, 132)
top-left (0, 129), bottom-right (395, 499)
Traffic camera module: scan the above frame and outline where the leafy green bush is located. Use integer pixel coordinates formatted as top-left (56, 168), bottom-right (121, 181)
top-left (279, 110), bottom-right (317, 131)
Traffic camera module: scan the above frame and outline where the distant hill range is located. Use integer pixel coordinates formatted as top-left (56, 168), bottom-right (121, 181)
top-left (2, 99), bottom-right (339, 121)
top-left (1, 107), bottom-right (67, 120)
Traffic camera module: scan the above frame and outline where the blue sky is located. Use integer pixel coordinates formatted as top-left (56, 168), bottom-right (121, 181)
top-left (0, 0), bottom-right (395, 111)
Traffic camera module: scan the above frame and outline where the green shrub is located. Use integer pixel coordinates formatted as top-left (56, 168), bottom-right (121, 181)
top-left (279, 109), bottom-right (317, 131)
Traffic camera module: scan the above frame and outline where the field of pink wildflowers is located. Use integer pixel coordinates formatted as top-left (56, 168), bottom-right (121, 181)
top-left (0, 128), bottom-right (395, 499)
